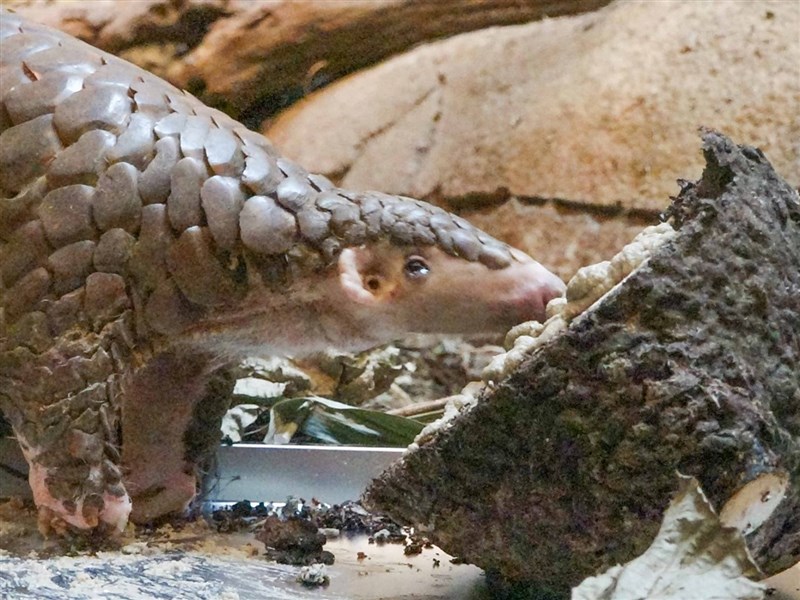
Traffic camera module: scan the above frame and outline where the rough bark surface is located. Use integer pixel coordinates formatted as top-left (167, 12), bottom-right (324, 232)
top-left (364, 133), bottom-right (800, 595)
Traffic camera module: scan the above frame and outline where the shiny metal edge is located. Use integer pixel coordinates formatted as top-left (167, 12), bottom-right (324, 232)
top-left (1, 437), bottom-right (405, 505)
top-left (207, 444), bottom-right (405, 505)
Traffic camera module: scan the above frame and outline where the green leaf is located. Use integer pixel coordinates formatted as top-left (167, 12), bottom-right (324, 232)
top-left (265, 396), bottom-right (424, 447)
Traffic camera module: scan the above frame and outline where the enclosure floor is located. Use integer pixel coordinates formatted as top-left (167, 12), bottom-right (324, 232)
top-left (0, 499), bottom-right (487, 600)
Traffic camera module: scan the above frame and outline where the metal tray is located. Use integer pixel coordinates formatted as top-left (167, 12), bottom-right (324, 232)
top-left (2, 437), bottom-right (403, 505)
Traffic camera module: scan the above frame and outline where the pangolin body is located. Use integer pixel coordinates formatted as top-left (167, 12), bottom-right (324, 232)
top-left (0, 11), bottom-right (565, 535)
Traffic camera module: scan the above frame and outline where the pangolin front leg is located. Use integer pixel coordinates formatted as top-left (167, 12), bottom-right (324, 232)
top-left (121, 351), bottom-right (234, 524)
top-left (0, 324), bottom-right (134, 535)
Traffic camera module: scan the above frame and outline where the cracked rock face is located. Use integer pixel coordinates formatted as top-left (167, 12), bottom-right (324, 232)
top-left (268, 1), bottom-right (799, 206)
top-left (363, 132), bottom-right (800, 595)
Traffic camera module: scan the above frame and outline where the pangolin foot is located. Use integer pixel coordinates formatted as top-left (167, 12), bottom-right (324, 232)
top-left (28, 462), bottom-right (132, 537)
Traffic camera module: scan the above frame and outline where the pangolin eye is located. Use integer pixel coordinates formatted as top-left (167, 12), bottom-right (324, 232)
top-left (404, 256), bottom-right (430, 279)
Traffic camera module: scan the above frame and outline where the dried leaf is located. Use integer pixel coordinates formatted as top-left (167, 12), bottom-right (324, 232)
top-left (572, 476), bottom-right (765, 600)
top-left (220, 404), bottom-right (263, 443)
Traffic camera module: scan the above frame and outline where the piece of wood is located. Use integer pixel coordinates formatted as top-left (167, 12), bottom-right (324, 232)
top-left (171, 0), bottom-right (613, 125)
top-left (5, 0), bottom-right (612, 126)
top-left (364, 132), bottom-right (800, 596)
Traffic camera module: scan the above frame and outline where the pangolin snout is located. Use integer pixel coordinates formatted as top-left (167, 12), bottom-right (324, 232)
top-left (505, 255), bottom-right (566, 324)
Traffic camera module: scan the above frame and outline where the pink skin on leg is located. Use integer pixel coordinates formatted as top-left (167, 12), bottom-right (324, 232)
top-left (22, 448), bottom-right (131, 535)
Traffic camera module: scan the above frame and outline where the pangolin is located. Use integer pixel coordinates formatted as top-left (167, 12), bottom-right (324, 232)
top-left (0, 11), bottom-right (565, 536)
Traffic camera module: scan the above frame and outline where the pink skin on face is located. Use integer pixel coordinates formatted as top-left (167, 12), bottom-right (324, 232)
top-left (336, 243), bottom-right (566, 339)
top-left (185, 243), bottom-right (566, 357)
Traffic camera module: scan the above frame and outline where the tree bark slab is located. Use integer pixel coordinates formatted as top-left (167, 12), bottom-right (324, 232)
top-left (363, 132), bottom-right (800, 596)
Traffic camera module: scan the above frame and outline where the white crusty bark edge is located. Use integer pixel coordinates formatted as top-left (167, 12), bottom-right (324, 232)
top-left (406, 222), bottom-right (678, 454)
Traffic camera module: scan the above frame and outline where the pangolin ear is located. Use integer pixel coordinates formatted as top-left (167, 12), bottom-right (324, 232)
top-left (338, 247), bottom-right (381, 305)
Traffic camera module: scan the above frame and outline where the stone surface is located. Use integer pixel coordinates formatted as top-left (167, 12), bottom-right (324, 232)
top-left (364, 132), bottom-right (800, 594)
top-left (268, 0), bottom-right (799, 210)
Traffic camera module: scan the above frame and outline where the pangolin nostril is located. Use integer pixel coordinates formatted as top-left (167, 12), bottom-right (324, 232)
top-left (516, 261), bottom-right (566, 323)
top-left (543, 275), bottom-right (567, 306)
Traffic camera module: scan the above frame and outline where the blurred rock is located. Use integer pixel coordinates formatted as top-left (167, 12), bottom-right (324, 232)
top-left (269, 0), bottom-right (798, 205)
top-left (268, 0), bottom-right (798, 275)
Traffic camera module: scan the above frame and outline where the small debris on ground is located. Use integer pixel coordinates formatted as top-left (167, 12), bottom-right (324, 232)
top-left (255, 516), bottom-right (334, 566)
top-left (296, 563), bottom-right (330, 587)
